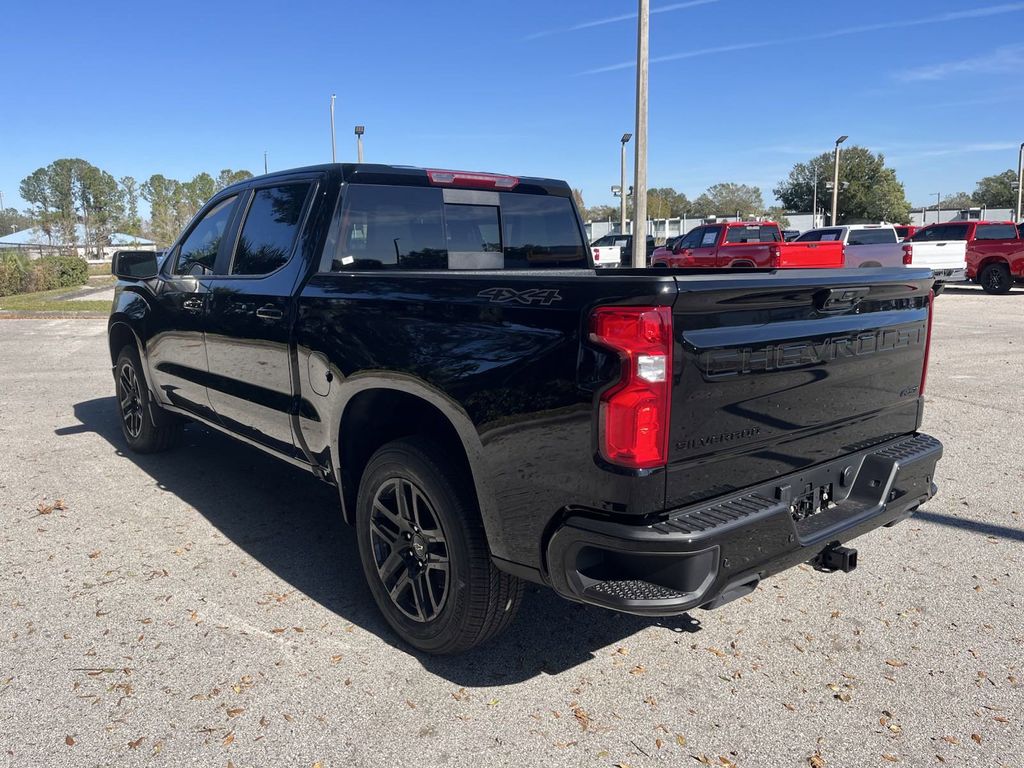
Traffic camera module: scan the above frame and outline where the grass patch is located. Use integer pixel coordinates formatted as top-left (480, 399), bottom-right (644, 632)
top-left (88, 263), bottom-right (114, 277)
top-left (0, 284), bottom-right (111, 314)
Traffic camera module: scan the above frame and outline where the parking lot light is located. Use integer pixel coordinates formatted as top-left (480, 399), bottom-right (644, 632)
top-left (831, 135), bottom-right (847, 225)
top-left (355, 125), bottom-right (365, 164)
top-left (619, 133), bottom-right (631, 235)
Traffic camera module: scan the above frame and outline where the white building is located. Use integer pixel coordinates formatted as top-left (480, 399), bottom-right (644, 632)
top-left (0, 224), bottom-right (156, 261)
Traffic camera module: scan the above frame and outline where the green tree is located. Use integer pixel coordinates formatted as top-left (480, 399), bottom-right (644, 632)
top-left (972, 169), bottom-right (1016, 208)
top-left (585, 204), bottom-right (619, 222)
top-left (215, 168), bottom-right (253, 191)
top-left (0, 207), bottom-right (32, 235)
top-left (119, 176), bottom-right (143, 235)
top-left (646, 187), bottom-right (691, 219)
top-left (697, 183), bottom-right (765, 218)
top-left (140, 174), bottom-right (183, 246)
top-left (764, 207), bottom-right (791, 228)
top-left (932, 192), bottom-right (974, 210)
top-left (774, 147), bottom-right (911, 224)
top-left (571, 188), bottom-right (585, 213)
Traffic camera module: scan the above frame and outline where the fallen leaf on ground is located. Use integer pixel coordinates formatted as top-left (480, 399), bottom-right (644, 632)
top-left (676, 734), bottom-right (688, 747)
top-left (65, 736), bottom-right (75, 746)
top-left (971, 734), bottom-right (982, 744)
top-left (809, 752), bottom-right (826, 767)
top-left (885, 659), bottom-right (907, 668)
top-left (223, 731), bottom-right (234, 746)
top-left (573, 707), bottom-right (591, 731)
top-left (128, 737), bottom-right (144, 750)
top-left (226, 708), bottom-right (244, 718)
top-left (881, 754), bottom-right (898, 762)
top-left (630, 665), bottom-right (646, 675)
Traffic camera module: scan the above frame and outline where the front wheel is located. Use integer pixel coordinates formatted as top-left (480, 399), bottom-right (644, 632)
top-left (979, 263), bottom-right (1012, 295)
top-left (115, 346), bottom-right (182, 453)
top-left (355, 437), bottom-right (522, 654)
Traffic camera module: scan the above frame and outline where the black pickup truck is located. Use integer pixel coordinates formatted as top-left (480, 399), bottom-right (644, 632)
top-left (108, 163), bottom-right (942, 654)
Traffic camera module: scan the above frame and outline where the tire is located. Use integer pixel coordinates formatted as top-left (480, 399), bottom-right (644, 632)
top-left (979, 263), bottom-right (1012, 295)
top-left (355, 437), bottom-right (522, 654)
top-left (114, 346), bottom-right (182, 453)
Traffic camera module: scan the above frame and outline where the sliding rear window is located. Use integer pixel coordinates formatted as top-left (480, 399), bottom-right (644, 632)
top-left (323, 184), bottom-right (586, 271)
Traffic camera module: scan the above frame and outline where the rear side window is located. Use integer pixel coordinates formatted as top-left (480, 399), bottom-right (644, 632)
top-left (725, 225), bottom-right (780, 243)
top-left (912, 225), bottom-right (969, 241)
top-left (797, 228), bottom-right (841, 242)
top-left (501, 193), bottom-right (586, 268)
top-left (326, 184), bottom-right (586, 270)
top-left (232, 183), bottom-right (312, 275)
top-left (848, 228), bottom-right (896, 245)
top-left (173, 195), bottom-right (238, 276)
top-left (975, 224), bottom-right (1018, 240)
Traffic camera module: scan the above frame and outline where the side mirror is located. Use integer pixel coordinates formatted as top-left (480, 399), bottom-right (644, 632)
top-left (112, 250), bottom-right (159, 279)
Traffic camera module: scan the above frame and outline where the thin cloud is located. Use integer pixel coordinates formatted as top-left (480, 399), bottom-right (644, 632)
top-left (579, 2), bottom-right (1024, 74)
top-left (887, 142), bottom-right (1020, 164)
top-left (896, 45), bottom-right (1024, 81)
top-left (525, 0), bottom-right (718, 41)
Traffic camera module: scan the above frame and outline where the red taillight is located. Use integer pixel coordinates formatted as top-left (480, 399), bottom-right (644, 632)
top-left (902, 244), bottom-right (913, 265)
top-left (590, 306), bottom-right (673, 469)
top-left (920, 288), bottom-right (934, 396)
top-left (768, 245), bottom-right (781, 268)
top-left (426, 169), bottom-right (519, 189)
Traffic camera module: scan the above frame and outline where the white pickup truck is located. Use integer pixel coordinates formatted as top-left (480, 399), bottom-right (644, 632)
top-left (795, 224), bottom-right (967, 291)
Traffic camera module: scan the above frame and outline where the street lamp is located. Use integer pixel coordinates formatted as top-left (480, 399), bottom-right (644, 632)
top-left (1016, 142), bottom-right (1023, 222)
top-left (355, 125), bottom-right (365, 163)
top-left (831, 135), bottom-right (848, 225)
top-left (619, 133), bottom-right (632, 235)
top-left (932, 192), bottom-right (941, 223)
top-left (330, 94), bottom-right (337, 162)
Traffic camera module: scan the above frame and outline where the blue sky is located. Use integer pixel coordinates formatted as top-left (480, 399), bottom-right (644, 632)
top-left (2, 0), bottom-right (1023, 215)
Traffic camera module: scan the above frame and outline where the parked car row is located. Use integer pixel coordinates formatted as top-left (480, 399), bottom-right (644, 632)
top-left (608, 217), bottom-right (1023, 295)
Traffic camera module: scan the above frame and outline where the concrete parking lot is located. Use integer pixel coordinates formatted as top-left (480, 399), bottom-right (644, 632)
top-left (1, 284), bottom-right (1021, 768)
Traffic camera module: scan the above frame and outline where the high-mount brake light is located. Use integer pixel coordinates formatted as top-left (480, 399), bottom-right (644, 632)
top-left (589, 306), bottom-right (673, 469)
top-left (902, 244), bottom-right (914, 265)
top-left (426, 169), bottom-right (519, 189)
top-left (920, 288), bottom-right (934, 396)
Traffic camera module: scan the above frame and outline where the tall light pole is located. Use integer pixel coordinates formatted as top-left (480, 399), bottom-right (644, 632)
top-left (264, 151), bottom-right (268, 174)
top-left (619, 133), bottom-right (631, 235)
top-left (355, 125), bottom-right (365, 163)
top-left (1016, 142), bottom-right (1024, 222)
top-left (0, 190), bottom-right (5, 213)
top-left (811, 165), bottom-right (818, 228)
top-left (932, 192), bottom-right (941, 223)
top-left (830, 135), bottom-right (847, 225)
top-left (632, 0), bottom-right (649, 267)
top-left (330, 94), bottom-right (337, 163)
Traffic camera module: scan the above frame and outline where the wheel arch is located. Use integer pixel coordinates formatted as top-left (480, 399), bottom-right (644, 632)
top-left (108, 318), bottom-right (143, 365)
top-left (977, 255), bottom-right (1010, 273)
top-left (330, 378), bottom-right (499, 547)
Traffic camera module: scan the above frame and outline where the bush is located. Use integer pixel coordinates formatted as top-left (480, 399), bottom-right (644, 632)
top-left (0, 251), bottom-right (29, 296)
top-left (0, 252), bottom-right (87, 295)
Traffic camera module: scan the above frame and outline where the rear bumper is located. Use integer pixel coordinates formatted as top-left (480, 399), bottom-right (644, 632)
top-left (932, 268), bottom-right (966, 282)
top-left (545, 433), bottom-right (942, 616)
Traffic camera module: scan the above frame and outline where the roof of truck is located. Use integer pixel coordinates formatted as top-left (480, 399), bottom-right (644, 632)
top-left (229, 163), bottom-right (573, 197)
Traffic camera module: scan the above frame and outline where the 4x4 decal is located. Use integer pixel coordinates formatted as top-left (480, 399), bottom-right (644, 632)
top-left (477, 287), bottom-right (563, 306)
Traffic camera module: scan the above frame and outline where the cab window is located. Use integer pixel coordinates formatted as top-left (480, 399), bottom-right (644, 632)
top-left (173, 196), bottom-right (238, 276)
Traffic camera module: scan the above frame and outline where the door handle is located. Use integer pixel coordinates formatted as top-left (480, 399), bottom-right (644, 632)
top-left (255, 305), bottom-right (284, 320)
top-left (183, 297), bottom-right (204, 312)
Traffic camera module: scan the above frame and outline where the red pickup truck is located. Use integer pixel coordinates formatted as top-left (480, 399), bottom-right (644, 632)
top-left (910, 220), bottom-right (1024, 294)
top-left (650, 221), bottom-right (844, 269)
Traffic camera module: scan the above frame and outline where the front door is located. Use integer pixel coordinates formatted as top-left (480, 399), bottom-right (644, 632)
top-left (690, 225), bottom-right (721, 267)
top-left (147, 194), bottom-right (240, 420)
top-left (203, 180), bottom-right (315, 459)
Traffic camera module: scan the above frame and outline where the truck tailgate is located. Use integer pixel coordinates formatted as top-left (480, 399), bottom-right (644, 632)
top-left (908, 241), bottom-right (967, 271)
top-left (776, 241), bottom-right (844, 268)
top-left (665, 268), bottom-right (932, 509)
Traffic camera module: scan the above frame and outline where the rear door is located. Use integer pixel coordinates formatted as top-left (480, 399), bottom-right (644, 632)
top-left (665, 270), bottom-right (932, 509)
top-left (972, 223), bottom-right (1020, 268)
top-left (203, 179), bottom-right (317, 458)
top-left (147, 194), bottom-right (241, 419)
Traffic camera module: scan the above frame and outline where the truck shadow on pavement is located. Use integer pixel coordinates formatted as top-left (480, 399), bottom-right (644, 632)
top-left (60, 397), bottom-right (701, 686)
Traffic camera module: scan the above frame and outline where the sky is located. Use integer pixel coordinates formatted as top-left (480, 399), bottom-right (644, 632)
top-left (2, 0), bottom-right (1023, 216)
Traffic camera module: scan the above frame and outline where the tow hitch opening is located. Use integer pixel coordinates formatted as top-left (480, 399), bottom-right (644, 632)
top-left (812, 544), bottom-right (858, 573)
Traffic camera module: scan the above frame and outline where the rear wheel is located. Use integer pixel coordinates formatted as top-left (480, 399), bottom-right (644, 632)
top-left (979, 263), bottom-right (1012, 295)
top-left (355, 437), bottom-right (522, 654)
top-left (114, 346), bottom-right (182, 453)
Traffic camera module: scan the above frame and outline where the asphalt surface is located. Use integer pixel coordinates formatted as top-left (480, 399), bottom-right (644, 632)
top-left (1, 283), bottom-right (1021, 768)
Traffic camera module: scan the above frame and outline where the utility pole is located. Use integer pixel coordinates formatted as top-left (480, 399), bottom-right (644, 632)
top-left (811, 165), bottom-right (818, 228)
top-left (831, 135), bottom-right (847, 226)
top-left (264, 151), bottom-right (268, 174)
top-left (330, 94), bottom-right (337, 163)
top-left (1016, 142), bottom-right (1023, 222)
top-left (632, 0), bottom-right (649, 267)
top-left (0, 190), bottom-right (5, 213)
top-left (355, 125), bottom-right (365, 163)
top-left (932, 192), bottom-right (941, 222)
top-left (619, 133), bottom-right (631, 235)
